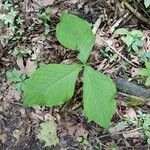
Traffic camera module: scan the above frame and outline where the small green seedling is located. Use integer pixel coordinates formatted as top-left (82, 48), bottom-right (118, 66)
top-left (0, 1), bottom-right (26, 43)
top-left (114, 28), bottom-right (144, 52)
top-left (37, 7), bottom-right (51, 40)
top-left (127, 112), bottom-right (150, 144)
top-left (11, 48), bottom-right (29, 57)
top-left (6, 68), bottom-right (26, 91)
top-left (23, 13), bottom-right (116, 128)
top-left (139, 62), bottom-right (150, 86)
top-left (37, 121), bottom-right (59, 147)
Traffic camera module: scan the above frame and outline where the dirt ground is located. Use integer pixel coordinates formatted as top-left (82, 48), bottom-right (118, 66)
top-left (0, 0), bottom-right (150, 150)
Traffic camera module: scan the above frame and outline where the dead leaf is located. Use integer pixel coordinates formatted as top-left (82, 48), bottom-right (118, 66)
top-left (131, 67), bottom-right (140, 77)
top-left (13, 130), bottom-right (21, 143)
top-left (66, 122), bottom-right (88, 138)
top-left (49, 6), bottom-right (59, 15)
top-left (96, 59), bottom-right (107, 71)
top-left (24, 59), bottom-right (37, 76)
top-left (0, 133), bottom-right (7, 144)
top-left (69, 0), bottom-right (79, 4)
top-left (109, 121), bottom-right (128, 134)
top-left (34, 0), bottom-right (54, 6)
top-left (17, 57), bottom-right (37, 76)
top-left (123, 131), bottom-right (144, 139)
top-left (124, 108), bottom-right (137, 119)
top-left (130, 54), bottom-right (140, 65)
top-left (44, 113), bottom-right (54, 122)
top-left (32, 0), bottom-right (54, 11)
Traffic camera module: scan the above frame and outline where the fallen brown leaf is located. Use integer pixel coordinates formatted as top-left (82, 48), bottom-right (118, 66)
top-left (124, 108), bottom-right (137, 119)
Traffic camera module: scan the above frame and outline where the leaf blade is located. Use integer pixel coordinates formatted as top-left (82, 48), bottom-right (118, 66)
top-left (144, 0), bottom-right (150, 8)
top-left (56, 13), bottom-right (95, 63)
top-left (83, 66), bottom-right (116, 128)
top-left (145, 76), bottom-right (150, 86)
top-left (130, 30), bottom-right (143, 38)
top-left (123, 35), bottom-right (134, 47)
top-left (23, 64), bottom-right (82, 107)
top-left (114, 28), bottom-right (129, 35)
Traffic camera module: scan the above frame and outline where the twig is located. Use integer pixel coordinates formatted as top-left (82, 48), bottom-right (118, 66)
top-left (109, 12), bottom-right (129, 33)
top-left (99, 127), bottom-right (142, 139)
top-left (92, 16), bottom-right (102, 34)
top-left (105, 42), bottom-right (138, 67)
top-left (124, 1), bottom-right (150, 24)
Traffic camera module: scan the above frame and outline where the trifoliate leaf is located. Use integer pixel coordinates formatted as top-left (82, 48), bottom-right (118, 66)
top-left (23, 64), bottom-right (82, 107)
top-left (114, 28), bottom-right (129, 35)
top-left (56, 13), bottom-right (95, 63)
top-left (37, 121), bottom-right (59, 147)
top-left (83, 66), bottom-right (116, 128)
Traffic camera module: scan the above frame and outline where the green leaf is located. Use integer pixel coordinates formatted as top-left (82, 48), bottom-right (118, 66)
top-left (123, 35), bottom-right (134, 47)
top-left (145, 62), bottom-right (150, 69)
top-left (145, 76), bottom-right (150, 86)
top-left (145, 52), bottom-right (150, 58)
top-left (23, 64), bottom-right (82, 107)
top-left (56, 13), bottom-right (95, 63)
top-left (6, 68), bottom-right (22, 83)
top-left (83, 66), bottom-right (116, 128)
top-left (139, 68), bottom-right (149, 76)
top-left (37, 121), bottom-right (59, 147)
top-left (132, 43), bottom-right (139, 52)
top-left (114, 28), bottom-right (129, 35)
top-left (144, 0), bottom-right (150, 8)
top-left (134, 39), bottom-right (144, 47)
top-left (130, 30), bottom-right (143, 38)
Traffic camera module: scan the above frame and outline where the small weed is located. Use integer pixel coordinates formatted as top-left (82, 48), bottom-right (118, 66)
top-left (114, 28), bottom-right (150, 62)
top-left (127, 112), bottom-right (150, 144)
top-left (6, 68), bottom-right (26, 91)
top-left (0, 1), bottom-right (27, 44)
top-left (37, 121), bottom-right (59, 147)
top-left (11, 48), bottom-right (29, 57)
top-left (114, 28), bottom-right (144, 52)
top-left (37, 7), bottom-right (51, 40)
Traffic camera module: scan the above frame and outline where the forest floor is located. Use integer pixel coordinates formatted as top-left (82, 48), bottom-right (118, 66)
top-left (0, 0), bottom-right (150, 150)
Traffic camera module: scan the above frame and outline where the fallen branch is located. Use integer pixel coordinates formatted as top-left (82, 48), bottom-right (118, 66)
top-left (124, 1), bottom-right (150, 24)
top-left (115, 78), bottom-right (150, 102)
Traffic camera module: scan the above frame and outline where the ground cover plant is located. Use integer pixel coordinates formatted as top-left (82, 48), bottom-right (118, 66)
top-left (23, 13), bottom-right (116, 128)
